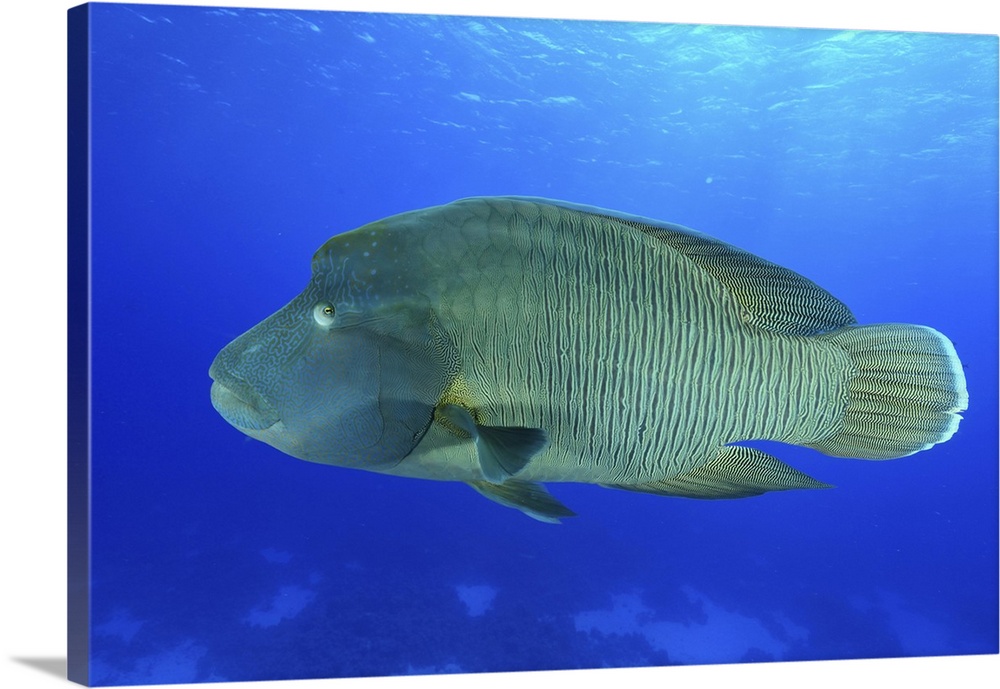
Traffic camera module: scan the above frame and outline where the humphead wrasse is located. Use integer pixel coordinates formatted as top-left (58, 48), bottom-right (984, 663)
top-left (209, 197), bottom-right (968, 522)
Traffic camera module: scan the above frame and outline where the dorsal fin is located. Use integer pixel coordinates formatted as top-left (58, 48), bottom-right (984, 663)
top-left (482, 196), bottom-right (858, 337)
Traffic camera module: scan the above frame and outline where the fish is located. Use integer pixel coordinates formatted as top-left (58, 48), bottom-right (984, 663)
top-left (209, 196), bottom-right (969, 523)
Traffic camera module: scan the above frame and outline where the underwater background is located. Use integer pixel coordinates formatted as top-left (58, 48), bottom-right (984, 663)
top-left (80, 2), bottom-right (997, 685)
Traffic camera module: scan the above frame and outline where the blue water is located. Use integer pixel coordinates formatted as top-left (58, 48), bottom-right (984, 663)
top-left (82, 3), bottom-right (998, 685)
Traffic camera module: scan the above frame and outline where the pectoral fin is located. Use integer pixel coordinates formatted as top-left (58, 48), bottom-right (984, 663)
top-left (604, 446), bottom-right (833, 499)
top-left (437, 404), bottom-right (548, 483)
top-left (469, 479), bottom-right (576, 523)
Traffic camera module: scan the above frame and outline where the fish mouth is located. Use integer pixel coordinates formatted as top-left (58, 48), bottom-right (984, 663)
top-left (209, 372), bottom-right (281, 431)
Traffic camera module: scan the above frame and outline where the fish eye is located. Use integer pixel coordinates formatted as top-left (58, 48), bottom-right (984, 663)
top-left (313, 302), bottom-right (336, 327)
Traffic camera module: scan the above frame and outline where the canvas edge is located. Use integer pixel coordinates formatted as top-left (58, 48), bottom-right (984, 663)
top-left (67, 3), bottom-right (92, 686)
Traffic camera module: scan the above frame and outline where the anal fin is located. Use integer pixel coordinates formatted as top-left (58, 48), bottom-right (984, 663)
top-left (469, 479), bottom-right (576, 523)
top-left (605, 446), bottom-right (833, 500)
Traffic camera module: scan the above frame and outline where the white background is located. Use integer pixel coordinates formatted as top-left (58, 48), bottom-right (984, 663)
top-left (1, 1), bottom-right (997, 688)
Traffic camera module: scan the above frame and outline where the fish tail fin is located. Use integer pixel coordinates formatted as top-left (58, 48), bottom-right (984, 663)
top-left (805, 323), bottom-right (968, 459)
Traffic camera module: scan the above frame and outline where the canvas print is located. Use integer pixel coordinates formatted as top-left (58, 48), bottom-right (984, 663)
top-left (67, 2), bottom-right (999, 686)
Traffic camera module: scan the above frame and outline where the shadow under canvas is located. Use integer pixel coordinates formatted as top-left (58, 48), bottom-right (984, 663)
top-left (12, 657), bottom-right (68, 680)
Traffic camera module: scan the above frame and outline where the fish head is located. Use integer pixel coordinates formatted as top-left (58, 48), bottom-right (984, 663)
top-left (209, 226), bottom-right (453, 470)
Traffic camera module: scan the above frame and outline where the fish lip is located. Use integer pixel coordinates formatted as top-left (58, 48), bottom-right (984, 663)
top-left (209, 372), bottom-right (281, 431)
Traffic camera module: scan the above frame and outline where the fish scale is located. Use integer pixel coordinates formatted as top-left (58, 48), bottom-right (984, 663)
top-left (420, 200), bottom-right (833, 484)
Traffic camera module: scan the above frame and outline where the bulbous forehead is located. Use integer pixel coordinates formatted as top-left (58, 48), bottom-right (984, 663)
top-left (309, 220), bottom-right (425, 309)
